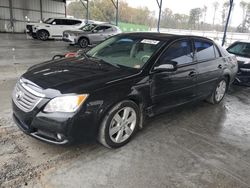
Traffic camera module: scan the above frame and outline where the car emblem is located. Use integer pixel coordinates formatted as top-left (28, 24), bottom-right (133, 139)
top-left (16, 90), bottom-right (24, 101)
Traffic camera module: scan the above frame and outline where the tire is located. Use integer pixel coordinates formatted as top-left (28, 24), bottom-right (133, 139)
top-left (98, 100), bottom-right (140, 148)
top-left (206, 77), bottom-right (228, 104)
top-left (78, 38), bottom-right (89, 48)
top-left (37, 30), bottom-right (49, 41)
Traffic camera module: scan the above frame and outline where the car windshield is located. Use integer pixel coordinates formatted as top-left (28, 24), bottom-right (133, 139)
top-left (44, 18), bottom-right (54, 24)
top-left (86, 35), bottom-right (164, 69)
top-left (227, 42), bottom-right (250, 58)
top-left (81, 24), bottom-right (97, 32)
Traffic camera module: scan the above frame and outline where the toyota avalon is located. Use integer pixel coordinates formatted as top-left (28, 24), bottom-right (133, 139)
top-left (12, 33), bottom-right (238, 148)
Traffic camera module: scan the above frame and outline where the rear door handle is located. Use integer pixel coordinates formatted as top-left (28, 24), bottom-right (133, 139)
top-left (218, 64), bottom-right (222, 69)
top-left (188, 71), bottom-right (197, 77)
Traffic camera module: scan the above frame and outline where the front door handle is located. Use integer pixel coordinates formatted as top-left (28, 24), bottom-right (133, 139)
top-left (188, 71), bottom-right (197, 77)
top-left (218, 64), bottom-right (222, 69)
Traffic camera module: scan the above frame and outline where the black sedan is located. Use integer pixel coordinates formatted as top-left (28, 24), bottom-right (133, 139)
top-left (227, 41), bottom-right (250, 86)
top-left (12, 33), bottom-right (238, 148)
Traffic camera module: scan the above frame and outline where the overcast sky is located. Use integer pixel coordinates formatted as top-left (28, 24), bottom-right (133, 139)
top-left (125, 0), bottom-right (249, 27)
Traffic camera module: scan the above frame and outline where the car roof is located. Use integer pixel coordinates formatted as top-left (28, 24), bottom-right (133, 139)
top-left (232, 40), bottom-right (250, 43)
top-left (118, 32), bottom-right (214, 42)
top-left (49, 17), bottom-right (84, 21)
top-left (87, 23), bottom-right (117, 27)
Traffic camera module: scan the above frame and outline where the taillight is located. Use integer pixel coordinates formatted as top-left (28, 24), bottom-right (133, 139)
top-left (65, 52), bottom-right (77, 58)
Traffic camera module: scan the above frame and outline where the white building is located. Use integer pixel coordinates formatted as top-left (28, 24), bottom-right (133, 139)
top-left (0, 0), bottom-right (66, 33)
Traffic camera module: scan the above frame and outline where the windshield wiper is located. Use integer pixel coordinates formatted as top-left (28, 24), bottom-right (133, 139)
top-left (77, 49), bottom-right (90, 59)
top-left (99, 59), bottom-right (119, 68)
top-left (89, 56), bottom-right (119, 68)
top-left (82, 52), bottom-right (89, 59)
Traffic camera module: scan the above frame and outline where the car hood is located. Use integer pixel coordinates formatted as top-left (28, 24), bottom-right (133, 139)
top-left (235, 56), bottom-right (250, 63)
top-left (22, 57), bottom-right (138, 95)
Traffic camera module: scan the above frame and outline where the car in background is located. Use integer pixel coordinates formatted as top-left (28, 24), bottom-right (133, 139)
top-left (26, 18), bottom-right (94, 41)
top-left (62, 23), bottom-right (122, 48)
top-left (227, 41), bottom-right (250, 85)
top-left (12, 33), bottom-right (237, 148)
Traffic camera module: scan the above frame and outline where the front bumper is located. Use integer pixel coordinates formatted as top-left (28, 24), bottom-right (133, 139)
top-left (235, 71), bottom-right (250, 86)
top-left (234, 62), bottom-right (250, 86)
top-left (12, 100), bottom-right (97, 145)
top-left (62, 35), bottom-right (77, 44)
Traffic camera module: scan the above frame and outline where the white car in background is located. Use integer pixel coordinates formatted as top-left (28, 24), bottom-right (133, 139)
top-left (26, 18), bottom-right (94, 41)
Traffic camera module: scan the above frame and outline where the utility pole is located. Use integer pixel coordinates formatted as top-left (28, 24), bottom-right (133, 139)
top-left (222, 0), bottom-right (234, 46)
top-left (9, 0), bottom-right (14, 32)
top-left (110, 0), bottom-right (119, 26)
top-left (156, 0), bottom-right (163, 32)
top-left (80, 0), bottom-right (89, 23)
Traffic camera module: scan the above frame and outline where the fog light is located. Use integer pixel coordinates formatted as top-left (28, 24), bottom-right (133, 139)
top-left (57, 133), bottom-right (63, 140)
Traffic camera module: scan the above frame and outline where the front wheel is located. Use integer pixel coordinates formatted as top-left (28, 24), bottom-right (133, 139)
top-left (37, 30), bottom-right (49, 41)
top-left (78, 38), bottom-right (88, 48)
top-left (98, 100), bottom-right (140, 148)
top-left (207, 78), bottom-right (228, 104)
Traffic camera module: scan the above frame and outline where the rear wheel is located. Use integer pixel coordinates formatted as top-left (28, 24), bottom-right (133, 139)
top-left (207, 78), bottom-right (228, 104)
top-left (98, 100), bottom-right (140, 148)
top-left (37, 30), bottom-right (49, 41)
top-left (78, 38), bottom-right (88, 48)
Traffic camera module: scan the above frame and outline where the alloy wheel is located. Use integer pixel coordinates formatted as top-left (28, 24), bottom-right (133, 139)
top-left (215, 80), bottom-right (227, 102)
top-left (79, 39), bottom-right (88, 48)
top-left (38, 31), bottom-right (48, 40)
top-left (109, 107), bottom-right (137, 144)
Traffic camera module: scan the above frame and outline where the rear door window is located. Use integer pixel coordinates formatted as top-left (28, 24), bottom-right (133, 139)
top-left (104, 27), bottom-right (114, 32)
top-left (194, 39), bottom-right (216, 61)
top-left (94, 26), bottom-right (112, 33)
top-left (53, 19), bottom-right (66, 25)
top-left (64, 20), bottom-right (74, 25)
top-left (158, 39), bottom-right (193, 66)
top-left (70, 20), bottom-right (82, 25)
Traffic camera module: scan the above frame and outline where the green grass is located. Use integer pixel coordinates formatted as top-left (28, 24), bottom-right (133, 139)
top-left (112, 22), bottom-right (149, 32)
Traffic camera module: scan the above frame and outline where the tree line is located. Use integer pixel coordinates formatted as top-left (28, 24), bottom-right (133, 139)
top-left (67, 0), bottom-right (155, 27)
top-left (67, 0), bottom-right (250, 33)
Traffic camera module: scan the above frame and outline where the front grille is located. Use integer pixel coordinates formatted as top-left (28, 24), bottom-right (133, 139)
top-left (63, 33), bottom-right (69, 38)
top-left (237, 61), bottom-right (245, 65)
top-left (13, 79), bottom-right (44, 112)
top-left (26, 25), bottom-right (33, 32)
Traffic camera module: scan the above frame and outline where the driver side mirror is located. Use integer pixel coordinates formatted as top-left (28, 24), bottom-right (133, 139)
top-left (154, 61), bottom-right (177, 72)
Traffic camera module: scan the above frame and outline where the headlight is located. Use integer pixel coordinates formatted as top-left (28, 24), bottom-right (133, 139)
top-left (244, 61), bottom-right (250, 64)
top-left (44, 94), bottom-right (88, 113)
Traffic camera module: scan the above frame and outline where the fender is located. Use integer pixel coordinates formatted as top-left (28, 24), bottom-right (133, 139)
top-left (86, 76), bottom-right (150, 132)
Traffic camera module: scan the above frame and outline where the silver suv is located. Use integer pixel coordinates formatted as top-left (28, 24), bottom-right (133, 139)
top-left (63, 23), bottom-right (122, 48)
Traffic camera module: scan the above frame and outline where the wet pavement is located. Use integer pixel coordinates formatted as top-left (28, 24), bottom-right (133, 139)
top-left (0, 34), bottom-right (250, 188)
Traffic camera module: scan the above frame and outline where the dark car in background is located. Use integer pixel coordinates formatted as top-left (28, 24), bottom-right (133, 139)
top-left (12, 33), bottom-right (238, 148)
top-left (227, 41), bottom-right (250, 86)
